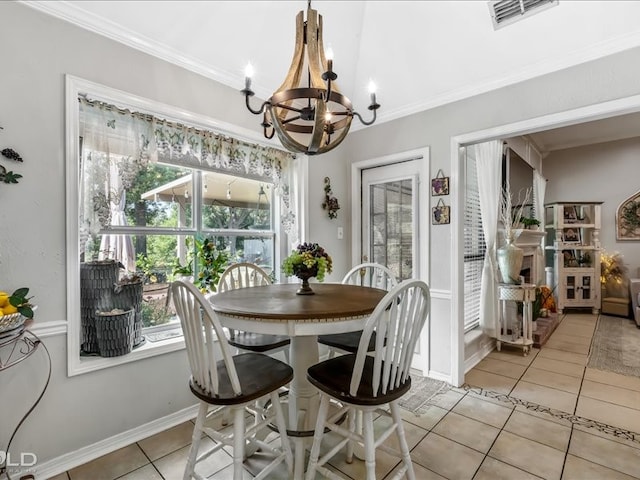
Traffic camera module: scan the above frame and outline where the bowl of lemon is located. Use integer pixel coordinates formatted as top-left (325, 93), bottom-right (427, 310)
top-left (0, 287), bottom-right (35, 334)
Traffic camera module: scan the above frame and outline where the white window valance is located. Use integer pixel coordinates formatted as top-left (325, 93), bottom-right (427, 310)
top-left (78, 97), bottom-right (298, 236)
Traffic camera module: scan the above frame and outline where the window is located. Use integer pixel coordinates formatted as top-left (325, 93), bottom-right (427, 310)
top-left (67, 76), bottom-right (298, 375)
top-left (463, 148), bottom-right (485, 332)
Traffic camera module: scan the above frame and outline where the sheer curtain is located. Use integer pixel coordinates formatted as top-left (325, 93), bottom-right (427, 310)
top-left (79, 99), bottom-right (152, 263)
top-left (79, 98), bottom-right (299, 256)
top-left (533, 170), bottom-right (547, 285)
top-left (473, 140), bottom-right (503, 338)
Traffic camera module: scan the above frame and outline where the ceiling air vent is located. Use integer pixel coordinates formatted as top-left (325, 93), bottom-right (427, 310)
top-left (489, 0), bottom-right (558, 29)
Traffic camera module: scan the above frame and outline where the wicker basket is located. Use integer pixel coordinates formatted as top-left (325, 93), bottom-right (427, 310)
top-left (0, 312), bottom-right (26, 334)
top-left (95, 308), bottom-right (134, 357)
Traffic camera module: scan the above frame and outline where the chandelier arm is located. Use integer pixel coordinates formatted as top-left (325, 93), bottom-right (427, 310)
top-left (274, 103), bottom-right (304, 114)
top-left (265, 127), bottom-right (275, 140)
top-left (353, 108), bottom-right (378, 126)
top-left (281, 115), bottom-right (302, 125)
top-left (244, 95), bottom-right (270, 116)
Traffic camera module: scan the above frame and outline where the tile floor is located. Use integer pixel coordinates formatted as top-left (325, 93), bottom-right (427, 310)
top-left (50, 313), bottom-right (640, 479)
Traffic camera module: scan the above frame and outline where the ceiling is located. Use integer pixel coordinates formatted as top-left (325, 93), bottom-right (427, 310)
top-left (25, 0), bottom-right (640, 151)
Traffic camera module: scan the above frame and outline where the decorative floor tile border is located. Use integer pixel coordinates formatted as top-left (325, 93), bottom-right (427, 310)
top-left (461, 384), bottom-right (640, 445)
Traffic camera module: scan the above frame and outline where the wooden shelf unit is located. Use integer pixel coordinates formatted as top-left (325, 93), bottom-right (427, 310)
top-left (544, 202), bottom-right (602, 314)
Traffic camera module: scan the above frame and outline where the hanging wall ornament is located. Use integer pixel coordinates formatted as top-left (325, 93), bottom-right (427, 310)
top-left (616, 189), bottom-right (640, 240)
top-left (322, 176), bottom-right (340, 219)
top-left (431, 169), bottom-right (449, 196)
top-left (432, 198), bottom-right (450, 225)
top-left (0, 126), bottom-right (25, 184)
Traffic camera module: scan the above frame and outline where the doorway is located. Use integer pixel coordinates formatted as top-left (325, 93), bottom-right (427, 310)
top-left (361, 160), bottom-right (420, 281)
top-left (351, 147), bottom-right (430, 373)
top-left (451, 94), bottom-right (640, 386)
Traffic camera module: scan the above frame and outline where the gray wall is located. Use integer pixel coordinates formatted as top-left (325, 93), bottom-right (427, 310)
top-left (308, 44), bottom-right (640, 377)
top-left (3, 0), bottom-right (640, 470)
top-left (0, 2), bottom-right (261, 469)
top-left (544, 137), bottom-right (640, 276)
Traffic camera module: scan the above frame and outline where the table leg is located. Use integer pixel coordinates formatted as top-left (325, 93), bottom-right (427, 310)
top-left (288, 336), bottom-right (320, 431)
top-left (288, 335), bottom-right (320, 479)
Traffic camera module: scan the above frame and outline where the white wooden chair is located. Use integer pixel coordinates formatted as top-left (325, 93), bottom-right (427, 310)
top-left (305, 279), bottom-right (430, 480)
top-left (318, 263), bottom-right (398, 357)
top-left (218, 263), bottom-right (290, 359)
top-left (171, 280), bottom-right (293, 480)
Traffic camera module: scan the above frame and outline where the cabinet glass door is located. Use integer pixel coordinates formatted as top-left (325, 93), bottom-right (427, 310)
top-left (566, 275), bottom-right (576, 299)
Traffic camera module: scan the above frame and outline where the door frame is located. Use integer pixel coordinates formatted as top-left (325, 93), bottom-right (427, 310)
top-left (451, 93), bottom-right (640, 386)
top-left (351, 147), bottom-right (430, 373)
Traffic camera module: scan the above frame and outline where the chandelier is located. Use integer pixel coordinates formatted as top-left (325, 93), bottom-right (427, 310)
top-left (241, 1), bottom-right (380, 156)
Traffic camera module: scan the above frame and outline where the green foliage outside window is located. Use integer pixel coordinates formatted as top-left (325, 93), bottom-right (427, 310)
top-left (173, 235), bottom-right (229, 293)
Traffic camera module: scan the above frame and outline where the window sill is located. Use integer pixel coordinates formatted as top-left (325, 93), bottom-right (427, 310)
top-left (464, 327), bottom-right (484, 347)
top-left (72, 333), bottom-right (186, 375)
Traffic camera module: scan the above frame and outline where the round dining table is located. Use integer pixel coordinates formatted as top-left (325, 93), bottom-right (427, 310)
top-left (208, 282), bottom-right (386, 478)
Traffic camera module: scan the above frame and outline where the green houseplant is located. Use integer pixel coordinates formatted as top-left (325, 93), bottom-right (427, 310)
top-left (173, 236), bottom-right (228, 293)
top-left (519, 216), bottom-right (541, 229)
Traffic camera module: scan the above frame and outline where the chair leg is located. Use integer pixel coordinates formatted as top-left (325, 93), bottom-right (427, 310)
top-left (184, 402), bottom-right (207, 480)
top-left (232, 406), bottom-right (246, 480)
top-left (390, 402), bottom-right (415, 480)
top-left (345, 407), bottom-right (357, 463)
top-left (363, 409), bottom-right (376, 480)
top-left (270, 390), bottom-right (294, 474)
top-left (304, 393), bottom-right (331, 480)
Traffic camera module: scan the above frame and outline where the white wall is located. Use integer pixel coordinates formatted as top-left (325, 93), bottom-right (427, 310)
top-left (4, 0), bottom-right (640, 471)
top-left (544, 137), bottom-right (640, 275)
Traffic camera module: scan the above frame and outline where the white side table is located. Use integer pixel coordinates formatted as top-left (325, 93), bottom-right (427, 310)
top-left (497, 283), bottom-right (536, 356)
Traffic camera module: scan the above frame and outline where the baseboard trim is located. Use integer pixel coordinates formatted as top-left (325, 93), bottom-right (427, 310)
top-left (34, 403), bottom-right (200, 478)
top-left (464, 338), bottom-right (495, 374)
top-left (427, 370), bottom-right (453, 385)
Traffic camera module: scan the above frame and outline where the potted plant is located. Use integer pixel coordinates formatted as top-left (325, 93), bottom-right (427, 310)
top-left (519, 216), bottom-right (541, 230)
top-left (282, 243), bottom-right (333, 295)
top-left (173, 235), bottom-right (228, 293)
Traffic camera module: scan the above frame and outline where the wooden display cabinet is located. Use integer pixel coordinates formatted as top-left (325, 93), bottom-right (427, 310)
top-left (544, 202), bottom-right (602, 314)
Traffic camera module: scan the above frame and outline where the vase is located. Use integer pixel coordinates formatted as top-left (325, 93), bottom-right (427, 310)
top-left (294, 265), bottom-right (318, 295)
top-left (497, 237), bottom-right (524, 284)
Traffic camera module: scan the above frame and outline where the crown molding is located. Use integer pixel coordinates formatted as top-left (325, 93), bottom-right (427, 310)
top-left (21, 0), bottom-right (248, 94)
top-left (358, 28), bottom-right (640, 129)
top-left (22, 0), bottom-right (640, 131)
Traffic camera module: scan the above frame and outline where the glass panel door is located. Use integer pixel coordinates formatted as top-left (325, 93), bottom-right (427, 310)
top-left (362, 161), bottom-right (420, 281)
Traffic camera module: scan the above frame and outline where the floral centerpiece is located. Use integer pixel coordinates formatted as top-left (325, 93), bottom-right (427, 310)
top-left (282, 243), bottom-right (333, 295)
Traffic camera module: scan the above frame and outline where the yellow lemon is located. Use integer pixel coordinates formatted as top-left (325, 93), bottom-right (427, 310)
top-left (0, 294), bottom-right (9, 308)
top-left (2, 304), bottom-right (18, 315)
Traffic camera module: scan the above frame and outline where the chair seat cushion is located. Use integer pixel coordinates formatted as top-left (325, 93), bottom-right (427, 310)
top-left (317, 331), bottom-right (376, 353)
top-left (190, 353), bottom-right (293, 405)
top-left (228, 331), bottom-right (291, 352)
top-left (307, 354), bottom-right (411, 406)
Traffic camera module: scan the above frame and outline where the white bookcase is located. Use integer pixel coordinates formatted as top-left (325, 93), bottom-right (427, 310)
top-left (544, 202), bottom-right (602, 314)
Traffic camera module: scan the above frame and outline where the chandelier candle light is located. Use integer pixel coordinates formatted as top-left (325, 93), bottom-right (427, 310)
top-left (241, 1), bottom-right (380, 155)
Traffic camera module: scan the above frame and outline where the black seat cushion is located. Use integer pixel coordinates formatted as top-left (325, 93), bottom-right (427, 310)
top-left (317, 331), bottom-right (376, 353)
top-left (228, 331), bottom-right (291, 353)
top-left (190, 353), bottom-right (293, 405)
top-left (307, 354), bottom-right (411, 406)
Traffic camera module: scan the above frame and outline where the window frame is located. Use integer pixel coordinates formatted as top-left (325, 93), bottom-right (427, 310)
top-left (463, 147), bottom-right (485, 333)
top-left (65, 75), bottom-right (290, 376)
